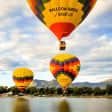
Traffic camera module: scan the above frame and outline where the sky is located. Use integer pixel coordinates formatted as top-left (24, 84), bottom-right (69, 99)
top-left (0, 0), bottom-right (112, 86)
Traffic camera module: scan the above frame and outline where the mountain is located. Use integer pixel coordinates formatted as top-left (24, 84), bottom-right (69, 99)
top-left (33, 80), bottom-right (60, 88)
top-left (33, 79), bottom-right (112, 88)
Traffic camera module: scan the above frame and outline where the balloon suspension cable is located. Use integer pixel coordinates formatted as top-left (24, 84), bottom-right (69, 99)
top-left (59, 41), bottom-right (66, 51)
top-left (63, 88), bottom-right (66, 95)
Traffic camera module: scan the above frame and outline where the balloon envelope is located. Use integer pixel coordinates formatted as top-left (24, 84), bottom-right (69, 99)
top-left (27, 0), bottom-right (97, 41)
top-left (50, 54), bottom-right (80, 89)
top-left (13, 68), bottom-right (34, 92)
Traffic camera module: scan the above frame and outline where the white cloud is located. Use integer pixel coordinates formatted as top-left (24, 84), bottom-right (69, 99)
top-left (0, 0), bottom-right (26, 16)
top-left (82, 61), bottom-right (112, 68)
top-left (0, 55), bottom-right (22, 71)
top-left (74, 74), bottom-right (112, 83)
top-left (0, 29), bottom-right (21, 52)
top-left (93, 0), bottom-right (112, 16)
top-left (78, 0), bottom-right (112, 32)
top-left (83, 0), bottom-right (112, 23)
top-left (78, 34), bottom-right (112, 60)
top-left (0, 32), bottom-right (7, 42)
top-left (85, 41), bottom-right (112, 60)
top-left (0, 18), bottom-right (13, 28)
top-left (0, 16), bottom-right (22, 30)
top-left (66, 33), bottom-right (96, 53)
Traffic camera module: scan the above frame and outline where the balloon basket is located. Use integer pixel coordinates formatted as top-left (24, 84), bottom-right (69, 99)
top-left (59, 41), bottom-right (66, 50)
top-left (18, 92), bottom-right (24, 96)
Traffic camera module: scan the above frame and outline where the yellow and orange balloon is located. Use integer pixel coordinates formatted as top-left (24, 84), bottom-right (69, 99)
top-left (50, 54), bottom-right (80, 89)
top-left (13, 68), bottom-right (34, 92)
top-left (27, 0), bottom-right (97, 41)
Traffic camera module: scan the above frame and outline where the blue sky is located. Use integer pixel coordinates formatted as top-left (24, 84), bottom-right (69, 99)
top-left (0, 0), bottom-right (112, 86)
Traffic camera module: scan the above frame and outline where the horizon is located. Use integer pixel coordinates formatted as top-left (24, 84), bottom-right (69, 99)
top-left (1, 78), bottom-right (112, 88)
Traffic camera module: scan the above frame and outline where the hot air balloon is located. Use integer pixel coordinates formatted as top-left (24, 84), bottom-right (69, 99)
top-left (50, 54), bottom-right (80, 90)
top-left (13, 68), bottom-right (34, 92)
top-left (27, 0), bottom-right (97, 50)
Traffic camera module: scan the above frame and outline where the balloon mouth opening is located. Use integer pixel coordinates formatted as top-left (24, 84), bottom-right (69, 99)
top-left (19, 89), bottom-right (25, 92)
top-left (18, 87), bottom-right (25, 92)
top-left (63, 86), bottom-right (66, 89)
top-left (50, 23), bottom-right (75, 41)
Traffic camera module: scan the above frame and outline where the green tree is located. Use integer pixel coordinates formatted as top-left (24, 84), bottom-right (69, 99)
top-left (37, 88), bottom-right (46, 95)
top-left (25, 87), bottom-right (37, 94)
top-left (57, 88), bottom-right (63, 94)
top-left (9, 86), bottom-right (20, 95)
top-left (73, 87), bottom-right (82, 96)
top-left (93, 87), bottom-right (105, 96)
top-left (106, 85), bottom-right (112, 95)
top-left (49, 87), bottom-right (56, 94)
top-left (44, 87), bottom-right (50, 95)
top-left (80, 86), bottom-right (93, 95)
top-left (0, 86), bottom-right (8, 94)
top-left (66, 87), bottom-right (73, 95)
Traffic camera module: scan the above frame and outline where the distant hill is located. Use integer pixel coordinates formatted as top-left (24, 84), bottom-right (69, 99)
top-left (33, 79), bottom-right (112, 88)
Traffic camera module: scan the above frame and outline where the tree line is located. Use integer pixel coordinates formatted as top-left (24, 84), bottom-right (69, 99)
top-left (0, 85), bottom-right (112, 96)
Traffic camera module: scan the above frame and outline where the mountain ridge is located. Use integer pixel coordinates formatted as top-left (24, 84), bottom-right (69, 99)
top-left (32, 79), bottom-right (112, 88)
